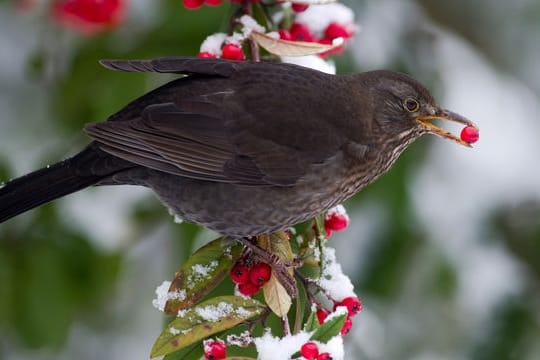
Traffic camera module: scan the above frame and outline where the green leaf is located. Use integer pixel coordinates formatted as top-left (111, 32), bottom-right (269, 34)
top-left (310, 313), bottom-right (347, 343)
top-left (165, 237), bottom-right (243, 314)
top-left (163, 342), bottom-right (203, 360)
top-left (151, 296), bottom-right (265, 358)
top-left (304, 311), bottom-right (320, 332)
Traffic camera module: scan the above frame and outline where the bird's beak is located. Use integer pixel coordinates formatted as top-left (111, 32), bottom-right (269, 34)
top-left (415, 109), bottom-right (479, 147)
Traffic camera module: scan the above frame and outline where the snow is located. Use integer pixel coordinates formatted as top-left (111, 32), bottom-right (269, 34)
top-left (253, 329), bottom-right (345, 360)
top-left (169, 327), bottom-right (180, 335)
top-left (151, 281), bottom-right (186, 312)
top-left (200, 33), bottom-right (227, 56)
top-left (317, 246), bottom-right (355, 301)
top-left (195, 302), bottom-right (251, 322)
top-left (226, 331), bottom-right (252, 347)
top-left (326, 204), bottom-right (349, 220)
top-left (319, 336), bottom-right (345, 360)
top-left (281, 55), bottom-right (336, 74)
top-left (187, 260), bottom-right (218, 289)
top-left (296, 3), bottom-right (356, 37)
top-left (254, 330), bottom-right (312, 360)
top-left (239, 14), bottom-right (265, 37)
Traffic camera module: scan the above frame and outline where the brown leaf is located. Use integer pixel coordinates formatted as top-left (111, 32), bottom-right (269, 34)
top-left (263, 273), bottom-right (292, 317)
top-left (251, 31), bottom-right (344, 57)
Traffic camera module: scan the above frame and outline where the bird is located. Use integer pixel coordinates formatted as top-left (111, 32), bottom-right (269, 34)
top-left (0, 57), bottom-right (477, 237)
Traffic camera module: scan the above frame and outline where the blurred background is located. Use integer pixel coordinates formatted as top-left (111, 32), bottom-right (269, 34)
top-left (1, 0), bottom-right (540, 359)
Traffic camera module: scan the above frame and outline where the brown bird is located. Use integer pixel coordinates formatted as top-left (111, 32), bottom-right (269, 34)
top-left (0, 57), bottom-right (477, 236)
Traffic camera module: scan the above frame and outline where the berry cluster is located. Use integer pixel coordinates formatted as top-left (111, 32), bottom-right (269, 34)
top-left (52, 0), bottom-right (126, 35)
top-left (203, 339), bottom-right (227, 360)
top-left (316, 296), bottom-right (362, 336)
top-left (324, 205), bottom-right (350, 237)
top-left (300, 341), bottom-right (332, 360)
top-left (230, 261), bottom-right (272, 296)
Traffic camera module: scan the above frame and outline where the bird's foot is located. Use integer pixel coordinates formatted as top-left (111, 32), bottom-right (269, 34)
top-left (236, 236), bottom-right (299, 298)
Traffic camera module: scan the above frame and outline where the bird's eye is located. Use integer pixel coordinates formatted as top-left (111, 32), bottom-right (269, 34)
top-left (403, 98), bottom-right (420, 112)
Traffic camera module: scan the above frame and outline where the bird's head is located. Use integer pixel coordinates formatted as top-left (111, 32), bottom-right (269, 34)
top-left (363, 70), bottom-right (478, 147)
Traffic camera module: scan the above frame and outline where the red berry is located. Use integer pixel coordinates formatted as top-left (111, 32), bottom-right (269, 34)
top-left (317, 353), bottom-right (332, 360)
top-left (337, 296), bottom-right (362, 317)
top-left (249, 262), bottom-right (272, 286)
top-left (290, 22), bottom-right (314, 42)
top-left (278, 29), bottom-right (293, 41)
top-left (221, 43), bottom-right (245, 61)
top-left (460, 125), bottom-right (479, 144)
top-left (197, 51), bottom-right (217, 58)
top-left (204, 0), bottom-right (222, 6)
top-left (340, 317), bottom-right (353, 335)
top-left (52, 0), bottom-right (126, 35)
top-left (238, 282), bottom-right (260, 296)
top-left (300, 342), bottom-right (319, 360)
top-left (230, 262), bottom-right (250, 284)
top-left (316, 308), bottom-right (330, 324)
top-left (325, 22), bottom-right (352, 40)
top-left (183, 0), bottom-right (204, 9)
top-left (324, 213), bottom-right (349, 232)
top-left (204, 340), bottom-right (227, 360)
top-left (292, 3), bottom-right (309, 12)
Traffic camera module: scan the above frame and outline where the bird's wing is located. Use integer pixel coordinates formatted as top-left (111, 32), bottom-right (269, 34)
top-left (87, 58), bottom-right (353, 186)
top-left (100, 57), bottom-right (246, 77)
top-left (86, 96), bottom-right (311, 186)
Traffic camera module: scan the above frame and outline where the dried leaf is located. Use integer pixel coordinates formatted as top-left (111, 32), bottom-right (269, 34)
top-left (263, 273), bottom-right (292, 317)
top-left (151, 296), bottom-right (265, 358)
top-left (165, 237), bottom-right (243, 314)
top-left (251, 31), bottom-right (344, 57)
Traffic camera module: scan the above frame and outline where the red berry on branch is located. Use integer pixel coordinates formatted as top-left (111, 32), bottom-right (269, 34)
top-left (324, 22), bottom-right (352, 40)
top-left (316, 308), bottom-right (330, 324)
top-left (230, 262), bottom-right (250, 284)
top-left (317, 353), bottom-right (332, 360)
top-left (221, 43), bottom-right (245, 61)
top-left (278, 29), bottom-right (293, 41)
top-left (340, 317), bottom-right (353, 335)
top-left (249, 262), bottom-right (272, 286)
top-left (204, 0), bottom-right (222, 6)
top-left (460, 125), bottom-right (479, 144)
top-left (290, 22), bottom-right (314, 42)
top-left (292, 3), bottom-right (309, 13)
top-left (204, 340), bottom-right (227, 360)
top-left (197, 51), bottom-right (217, 58)
top-left (300, 342), bottom-right (319, 360)
top-left (52, 0), bottom-right (126, 35)
top-left (238, 282), bottom-right (260, 296)
top-left (324, 212), bottom-right (349, 232)
top-left (183, 0), bottom-right (204, 9)
top-left (337, 296), bottom-right (362, 317)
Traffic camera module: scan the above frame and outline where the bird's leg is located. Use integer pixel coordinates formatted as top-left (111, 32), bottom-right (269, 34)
top-left (236, 236), bottom-right (298, 298)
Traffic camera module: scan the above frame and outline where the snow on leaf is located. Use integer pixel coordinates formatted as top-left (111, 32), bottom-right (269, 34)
top-left (151, 296), bottom-right (264, 358)
top-left (251, 31), bottom-right (344, 57)
top-left (164, 237), bottom-right (243, 314)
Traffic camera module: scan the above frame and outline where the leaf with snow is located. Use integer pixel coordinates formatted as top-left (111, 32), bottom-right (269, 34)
top-left (310, 312), bottom-right (346, 343)
top-left (164, 237), bottom-right (243, 314)
top-left (151, 296), bottom-right (265, 358)
top-left (251, 31), bottom-right (344, 57)
top-left (263, 273), bottom-right (292, 317)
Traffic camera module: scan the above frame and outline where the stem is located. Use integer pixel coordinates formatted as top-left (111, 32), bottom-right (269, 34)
top-left (281, 315), bottom-right (291, 336)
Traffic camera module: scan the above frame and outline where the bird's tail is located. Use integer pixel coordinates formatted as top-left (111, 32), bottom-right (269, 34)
top-left (0, 148), bottom-right (107, 224)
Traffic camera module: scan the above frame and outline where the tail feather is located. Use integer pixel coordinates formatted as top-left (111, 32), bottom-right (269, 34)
top-left (0, 143), bottom-right (139, 224)
top-left (0, 156), bottom-right (104, 223)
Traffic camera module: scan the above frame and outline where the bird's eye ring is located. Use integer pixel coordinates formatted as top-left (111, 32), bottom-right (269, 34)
top-left (403, 98), bottom-right (420, 112)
